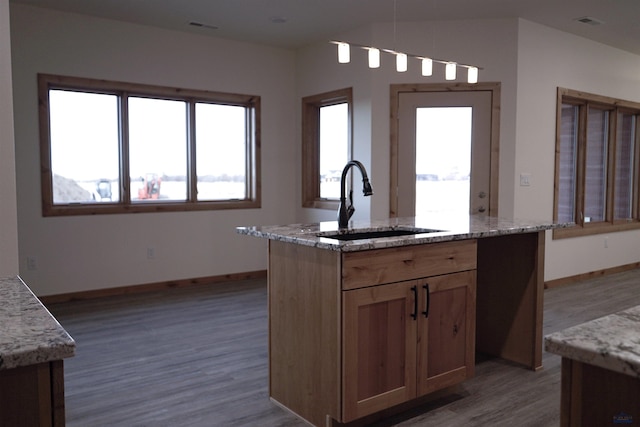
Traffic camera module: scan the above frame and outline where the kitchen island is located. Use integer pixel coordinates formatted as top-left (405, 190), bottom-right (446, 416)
top-left (0, 276), bottom-right (75, 426)
top-left (545, 306), bottom-right (640, 426)
top-left (238, 214), bottom-right (564, 426)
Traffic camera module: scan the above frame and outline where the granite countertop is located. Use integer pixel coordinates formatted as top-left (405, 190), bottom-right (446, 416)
top-left (237, 214), bottom-right (568, 252)
top-left (0, 276), bottom-right (75, 370)
top-left (545, 305), bottom-right (640, 378)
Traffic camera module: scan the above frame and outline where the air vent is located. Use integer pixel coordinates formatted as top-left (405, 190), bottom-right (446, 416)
top-left (189, 22), bottom-right (218, 30)
top-left (270, 16), bottom-right (288, 24)
top-left (575, 16), bottom-right (605, 26)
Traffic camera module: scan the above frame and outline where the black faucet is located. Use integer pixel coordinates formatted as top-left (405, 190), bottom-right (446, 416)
top-left (338, 160), bottom-right (373, 228)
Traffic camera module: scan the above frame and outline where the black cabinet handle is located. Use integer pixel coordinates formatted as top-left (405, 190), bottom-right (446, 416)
top-left (411, 285), bottom-right (417, 320)
top-left (422, 283), bottom-right (430, 318)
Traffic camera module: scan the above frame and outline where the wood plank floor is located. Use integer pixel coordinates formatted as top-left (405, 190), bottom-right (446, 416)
top-left (47, 269), bottom-right (640, 427)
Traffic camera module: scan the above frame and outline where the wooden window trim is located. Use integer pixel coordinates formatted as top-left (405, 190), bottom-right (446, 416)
top-left (38, 74), bottom-right (261, 216)
top-left (301, 87), bottom-right (352, 209)
top-left (553, 88), bottom-right (640, 239)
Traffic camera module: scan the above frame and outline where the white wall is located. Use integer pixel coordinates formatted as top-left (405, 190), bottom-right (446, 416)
top-left (0, 0), bottom-right (19, 277)
top-left (515, 20), bottom-right (640, 280)
top-left (10, 5), bottom-right (297, 295)
top-left (295, 25), bottom-right (376, 224)
top-left (9, 5), bottom-right (640, 294)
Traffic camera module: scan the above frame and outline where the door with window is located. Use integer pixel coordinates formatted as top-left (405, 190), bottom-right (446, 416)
top-left (391, 84), bottom-right (499, 218)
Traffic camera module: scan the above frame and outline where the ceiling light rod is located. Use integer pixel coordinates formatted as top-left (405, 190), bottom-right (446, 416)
top-left (330, 40), bottom-right (481, 70)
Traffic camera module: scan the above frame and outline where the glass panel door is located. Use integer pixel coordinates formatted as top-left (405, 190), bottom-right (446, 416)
top-left (396, 90), bottom-right (493, 217)
top-left (415, 107), bottom-right (472, 215)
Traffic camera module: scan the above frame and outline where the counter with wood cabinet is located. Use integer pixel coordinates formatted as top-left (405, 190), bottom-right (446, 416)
top-left (237, 214), bottom-right (564, 426)
top-left (545, 305), bottom-right (640, 426)
top-left (0, 276), bottom-right (75, 426)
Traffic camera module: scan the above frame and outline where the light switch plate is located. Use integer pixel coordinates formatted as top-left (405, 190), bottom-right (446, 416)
top-left (520, 173), bottom-right (532, 187)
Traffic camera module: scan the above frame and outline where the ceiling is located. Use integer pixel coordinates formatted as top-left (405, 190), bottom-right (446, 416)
top-left (9, 0), bottom-right (640, 55)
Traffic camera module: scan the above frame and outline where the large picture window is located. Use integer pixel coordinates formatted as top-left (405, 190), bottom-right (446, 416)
top-left (301, 88), bottom-right (352, 209)
top-left (554, 88), bottom-right (640, 238)
top-left (39, 74), bottom-right (260, 216)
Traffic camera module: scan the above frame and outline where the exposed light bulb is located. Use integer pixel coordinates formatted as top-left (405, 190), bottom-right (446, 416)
top-left (368, 48), bottom-right (380, 68)
top-left (421, 58), bottom-right (433, 76)
top-left (338, 42), bottom-right (350, 63)
top-left (396, 53), bottom-right (408, 72)
top-left (467, 66), bottom-right (478, 84)
top-left (445, 62), bottom-right (457, 80)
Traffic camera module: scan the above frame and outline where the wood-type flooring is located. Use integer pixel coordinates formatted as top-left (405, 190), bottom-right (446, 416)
top-left (47, 269), bottom-right (640, 426)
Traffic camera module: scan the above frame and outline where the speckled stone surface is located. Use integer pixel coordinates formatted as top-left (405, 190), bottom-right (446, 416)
top-left (0, 276), bottom-right (75, 370)
top-left (545, 305), bottom-right (640, 378)
top-left (236, 214), bottom-right (568, 252)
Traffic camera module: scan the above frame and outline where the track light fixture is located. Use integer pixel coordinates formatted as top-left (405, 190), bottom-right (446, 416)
top-left (329, 0), bottom-right (479, 83)
top-left (330, 40), bottom-right (481, 84)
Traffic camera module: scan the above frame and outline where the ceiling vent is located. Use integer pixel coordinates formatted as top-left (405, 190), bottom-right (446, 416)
top-left (575, 16), bottom-right (605, 26)
top-left (189, 22), bottom-right (218, 30)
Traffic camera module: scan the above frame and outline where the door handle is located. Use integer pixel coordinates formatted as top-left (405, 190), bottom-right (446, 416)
top-left (411, 285), bottom-right (418, 320)
top-left (422, 283), bottom-right (430, 318)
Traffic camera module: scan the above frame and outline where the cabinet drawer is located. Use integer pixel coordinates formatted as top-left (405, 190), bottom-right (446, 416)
top-left (342, 239), bottom-right (477, 290)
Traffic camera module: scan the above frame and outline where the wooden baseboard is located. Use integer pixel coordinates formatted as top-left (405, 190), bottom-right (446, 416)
top-left (544, 262), bottom-right (640, 289)
top-left (39, 270), bottom-right (267, 304)
top-left (39, 263), bottom-right (640, 303)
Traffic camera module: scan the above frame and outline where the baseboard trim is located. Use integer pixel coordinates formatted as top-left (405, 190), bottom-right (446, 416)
top-left (544, 262), bottom-right (640, 289)
top-left (39, 263), bottom-right (639, 303)
top-left (39, 270), bottom-right (267, 304)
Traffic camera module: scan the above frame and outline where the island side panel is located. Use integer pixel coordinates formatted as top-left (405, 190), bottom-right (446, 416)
top-left (476, 231), bottom-right (545, 370)
top-left (51, 360), bottom-right (66, 427)
top-left (561, 358), bottom-right (640, 426)
top-left (268, 240), bottom-right (342, 426)
top-left (0, 362), bottom-right (54, 427)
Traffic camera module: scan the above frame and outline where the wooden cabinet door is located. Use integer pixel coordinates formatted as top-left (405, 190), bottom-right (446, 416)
top-left (417, 270), bottom-right (476, 396)
top-left (342, 281), bottom-right (418, 422)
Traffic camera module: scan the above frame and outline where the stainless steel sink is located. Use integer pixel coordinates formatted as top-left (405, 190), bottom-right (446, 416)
top-left (316, 227), bottom-right (443, 241)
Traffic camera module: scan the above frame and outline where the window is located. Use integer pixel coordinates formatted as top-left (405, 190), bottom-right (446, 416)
top-left (554, 88), bottom-right (640, 238)
top-left (38, 74), bottom-right (260, 216)
top-left (301, 88), bottom-right (352, 209)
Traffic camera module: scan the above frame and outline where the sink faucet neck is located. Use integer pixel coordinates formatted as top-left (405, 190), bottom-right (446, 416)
top-left (338, 160), bottom-right (373, 228)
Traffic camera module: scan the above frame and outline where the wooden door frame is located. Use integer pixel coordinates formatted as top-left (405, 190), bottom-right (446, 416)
top-left (389, 82), bottom-right (501, 217)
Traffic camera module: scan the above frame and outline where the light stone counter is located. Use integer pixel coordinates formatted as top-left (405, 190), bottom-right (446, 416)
top-left (237, 214), bottom-right (568, 252)
top-left (545, 305), bottom-right (640, 378)
top-left (0, 276), bottom-right (75, 370)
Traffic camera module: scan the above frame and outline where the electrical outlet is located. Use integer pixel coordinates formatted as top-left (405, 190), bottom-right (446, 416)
top-left (26, 256), bottom-right (37, 271)
top-left (519, 173), bottom-right (532, 187)
top-left (147, 247), bottom-right (155, 259)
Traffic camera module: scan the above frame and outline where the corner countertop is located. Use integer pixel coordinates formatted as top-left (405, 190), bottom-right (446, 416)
top-left (236, 214), bottom-right (569, 252)
top-left (0, 276), bottom-right (75, 370)
top-left (544, 305), bottom-right (640, 378)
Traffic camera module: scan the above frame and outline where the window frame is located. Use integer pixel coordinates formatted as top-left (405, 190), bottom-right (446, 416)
top-left (553, 88), bottom-right (640, 239)
top-left (301, 87), bottom-right (353, 209)
top-left (38, 74), bottom-right (260, 216)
